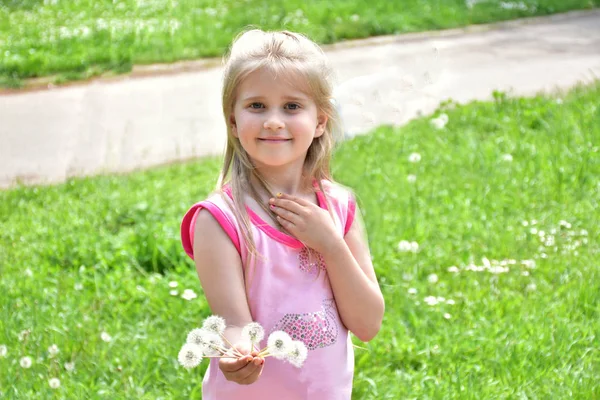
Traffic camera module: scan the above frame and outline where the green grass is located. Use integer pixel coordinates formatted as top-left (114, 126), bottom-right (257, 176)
top-left (1, 0), bottom-right (599, 88)
top-left (1, 81), bottom-right (599, 398)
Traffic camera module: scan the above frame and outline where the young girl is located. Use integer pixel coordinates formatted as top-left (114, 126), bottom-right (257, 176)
top-left (180, 29), bottom-right (384, 399)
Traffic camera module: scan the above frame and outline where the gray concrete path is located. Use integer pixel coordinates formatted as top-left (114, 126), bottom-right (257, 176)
top-left (1, 10), bottom-right (599, 189)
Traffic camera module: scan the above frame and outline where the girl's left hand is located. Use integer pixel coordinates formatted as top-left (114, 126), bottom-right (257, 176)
top-left (269, 193), bottom-right (342, 254)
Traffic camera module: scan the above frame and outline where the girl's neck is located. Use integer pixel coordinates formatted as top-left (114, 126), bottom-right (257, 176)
top-left (249, 166), bottom-right (314, 199)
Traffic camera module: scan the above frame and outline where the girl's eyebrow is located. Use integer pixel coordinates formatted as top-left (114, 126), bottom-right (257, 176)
top-left (241, 95), bottom-right (308, 102)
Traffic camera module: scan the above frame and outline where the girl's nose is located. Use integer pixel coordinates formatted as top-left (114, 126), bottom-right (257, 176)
top-left (263, 113), bottom-right (285, 131)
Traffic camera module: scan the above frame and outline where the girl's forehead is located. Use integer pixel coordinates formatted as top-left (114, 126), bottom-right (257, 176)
top-left (237, 67), bottom-right (312, 99)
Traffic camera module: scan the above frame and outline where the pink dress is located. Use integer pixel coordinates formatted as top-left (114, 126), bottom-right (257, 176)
top-left (180, 180), bottom-right (357, 399)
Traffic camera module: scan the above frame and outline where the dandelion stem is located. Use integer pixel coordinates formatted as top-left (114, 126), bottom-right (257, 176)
top-left (218, 334), bottom-right (244, 357)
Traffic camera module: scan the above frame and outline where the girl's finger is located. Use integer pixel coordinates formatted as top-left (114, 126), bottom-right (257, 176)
top-left (219, 355), bottom-right (253, 373)
top-left (229, 360), bottom-right (260, 383)
top-left (276, 192), bottom-right (313, 207)
top-left (271, 204), bottom-right (301, 225)
top-left (238, 361), bottom-right (264, 385)
top-left (269, 197), bottom-right (305, 214)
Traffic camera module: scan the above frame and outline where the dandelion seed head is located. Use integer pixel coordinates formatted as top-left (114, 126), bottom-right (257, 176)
top-left (286, 340), bottom-right (308, 368)
top-left (267, 331), bottom-right (292, 359)
top-left (397, 240), bottom-right (411, 252)
top-left (0, 345), bottom-right (6, 357)
top-left (242, 322), bottom-right (265, 344)
top-left (447, 266), bottom-right (459, 273)
top-left (427, 273), bottom-right (439, 284)
top-left (181, 289), bottom-right (198, 301)
top-left (408, 288), bottom-right (417, 295)
top-left (203, 316), bottom-right (226, 335)
top-left (408, 152), bottom-right (422, 163)
top-left (443, 313), bottom-right (451, 319)
top-left (101, 332), bottom-right (112, 342)
top-left (20, 356), bottom-right (32, 368)
top-left (169, 290), bottom-right (178, 296)
top-left (168, 281), bottom-right (178, 288)
top-left (48, 344), bottom-right (59, 357)
top-left (178, 343), bottom-right (203, 369)
top-left (64, 361), bottom-right (75, 371)
top-left (407, 174), bottom-right (417, 183)
top-left (49, 378), bottom-right (61, 389)
top-left (502, 154), bottom-right (513, 162)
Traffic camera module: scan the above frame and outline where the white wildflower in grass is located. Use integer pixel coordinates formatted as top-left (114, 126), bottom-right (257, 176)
top-left (446, 299), bottom-right (456, 305)
top-left (447, 266), bottom-right (459, 273)
top-left (408, 152), bottom-right (421, 163)
top-left (521, 271), bottom-right (530, 276)
top-left (580, 229), bottom-right (588, 236)
top-left (350, 14), bottom-right (360, 22)
top-left (410, 241), bottom-right (419, 253)
top-left (522, 260), bottom-right (536, 269)
top-left (25, 268), bottom-right (33, 277)
top-left (49, 378), bottom-right (61, 389)
top-left (18, 329), bottom-right (30, 341)
top-left (203, 316), bottom-right (226, 335)
top-left (428, 274), bottom-right (439, 284)
top-left (408, 288), bottom-right (417, 295)
top-left (178, 343), bottom-right (203, 369)
top-left (559, 220), bottom-right (572, 229)
top-left (397, 240), bottom-right (411, 252)
top-left (20, 356), bottom-right (32, 368)
top-left (64, 361), bottom-right (75, 371)
top-left (430, 113), bottom-right (448, 129)
top-left (101, 332), bottom-right (112, 342)
top-left (169, 290), bottom-right (178, 296)
top-left (489, 266), bottom-right (509, 274)
top-left (181, 289), bottom-right (197, 301)
top-left (407, 174), bottom-right (417, 183)
top-left (266, 331), bottom-right (292, 359)
top-left (502, 154), bottom-right (513, 162)
top-left (443, 313), bottom-right (452, 320)
top-left (526, 283), bottom-right (537, 292)
top-left (168, 281), bottom-right (178, 288)
top-left (0, 345), bottom-right (6, 357)
top-left (530, 227), bottom-right (538, 235)
top-left (521, 220), bottom-right (529, 226)
top-left (286, 340), bottom-right (308, 368)
top-left (48, 344), bottom-right (59, 357)
top-left (424, 296), bottom-right (439, 306)
top-left (242, 322), bottom-right (265, 350)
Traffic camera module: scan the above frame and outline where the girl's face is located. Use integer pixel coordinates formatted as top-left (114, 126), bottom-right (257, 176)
top-left (230, 68), bottom-right (327, 171)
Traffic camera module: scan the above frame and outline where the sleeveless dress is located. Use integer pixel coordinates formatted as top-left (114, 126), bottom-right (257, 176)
top-left (180, 179), bottom-right (357, 400)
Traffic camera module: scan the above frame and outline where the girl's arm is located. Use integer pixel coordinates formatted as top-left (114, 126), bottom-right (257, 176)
top-left (319, 207), bottom-right (385, 342)
top-left (192, 209), bottom-right (264, 384)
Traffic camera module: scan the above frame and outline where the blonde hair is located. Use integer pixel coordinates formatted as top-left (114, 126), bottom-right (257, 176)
top-left (216, 29), bottom-right (343, 272)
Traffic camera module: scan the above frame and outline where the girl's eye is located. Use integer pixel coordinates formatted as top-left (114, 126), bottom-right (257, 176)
top-left (285, 103), bottom-right (301, 110)
top-left (249, 102), bottom-right (264, 109)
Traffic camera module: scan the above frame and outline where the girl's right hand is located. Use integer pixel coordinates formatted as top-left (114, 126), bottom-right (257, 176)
top-left (219, 345), bottom-right (265, 385)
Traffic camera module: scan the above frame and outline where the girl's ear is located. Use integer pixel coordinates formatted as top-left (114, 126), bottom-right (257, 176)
top-left (315, 113), bottom-right (328, 138)
top-left (229, 114), bottom-right (238, 137)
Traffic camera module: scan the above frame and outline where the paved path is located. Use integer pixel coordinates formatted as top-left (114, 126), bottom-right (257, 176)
top-left (1, 10), bottom-right (599, 188)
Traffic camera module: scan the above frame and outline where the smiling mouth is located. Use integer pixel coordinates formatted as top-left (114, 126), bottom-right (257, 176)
top-left (258, 138), bottom-right (291, 142)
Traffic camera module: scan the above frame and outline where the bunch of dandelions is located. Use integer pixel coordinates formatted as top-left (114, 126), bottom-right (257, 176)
top-left (256, 330), bottom-right (308, 368)
top-left (178, 316), bottom-right (308, 369)
top-left (178, 316), bottom-right (244, 369)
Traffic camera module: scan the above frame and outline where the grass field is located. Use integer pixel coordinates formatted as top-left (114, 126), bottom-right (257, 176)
top-left (1, 81), bottom-right (599, 398)
top-left (1, 0), bottom-right (599, 88)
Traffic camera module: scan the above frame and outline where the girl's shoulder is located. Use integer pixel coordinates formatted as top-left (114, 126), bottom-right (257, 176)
top-left (180, 188), bottom-right (242, 260)
top-left (319, 179), bottom-right (357, 235)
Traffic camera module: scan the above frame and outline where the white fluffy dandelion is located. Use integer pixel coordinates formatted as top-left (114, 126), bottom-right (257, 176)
top-left (408, 152), bottom-right (421, 163)
top-left (408, 288), bottom-right (417, 295)
top-left (397, 240), bottom-right (411, 252)
top-left (178, 343), bottom-right (203, 369)
top-left (427, 274), bottom-right (439, 284)
top-left (101, 332), bottom-right (112, 342)
top-left (410, 241), bottom-right (419, 253)
top-left (286, 341), bottom-right (308, 368)
top-left (407, 174), bottom-right (417, 183)
top-left (168, 281), bottom-right (178, 288)
top-left (502, 154), bottom-right (513, 162)
top-left (64, 361), bottom-right (75, 372)
top-left (267, 331), bottom-right (292, 359)
top-left (48, 344), bottom-right (59, 358)
top-left (181, 289), bottom-right (197, 301)
top-left (430, 113), bottom-right (448, 129)
top-left (443, 313), bottom-right (452, 320)
top-left (203, 332), bottom-right (225, 357)
top-left (186, 328), bottom-right (208, 347)
top-left (0, 345), bottom-right (7, 358)
top-left (20, 356), bottom-right (32, 368)
top-left (447, 266), bottom-right (459, 273)
top-left (202, 316), bottom-right (226, 335)
top-left (242, 322), bottom-right (265, 349)
top-left (49, 378), bottom-right (61, 389)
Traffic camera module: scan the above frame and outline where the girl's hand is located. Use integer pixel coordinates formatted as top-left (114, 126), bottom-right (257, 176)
top-left (269, 193), bottom-right (342, 254)
top-left (218, 344), bottom-right (264, 385)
